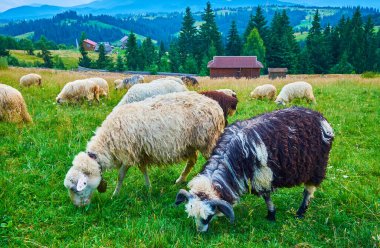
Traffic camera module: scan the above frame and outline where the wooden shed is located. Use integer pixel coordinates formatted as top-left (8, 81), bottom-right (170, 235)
top-left (268, 68), bottom-right (288, 79)
top-left (82, 39), bottom-right (97, 51)
top-left (207, 56), bottom-right (263, 78)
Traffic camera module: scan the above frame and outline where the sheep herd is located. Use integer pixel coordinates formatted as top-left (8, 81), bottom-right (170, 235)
top-left (0, 72), bottom-right (334, 233)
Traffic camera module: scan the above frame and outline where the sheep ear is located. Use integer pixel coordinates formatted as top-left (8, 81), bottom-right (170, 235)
top-left (76, 174), bottom-right (88, 192)
top-left (209, 199), bottom-right (235, 224)
top-left (175, 189), bottom-right (191, 205)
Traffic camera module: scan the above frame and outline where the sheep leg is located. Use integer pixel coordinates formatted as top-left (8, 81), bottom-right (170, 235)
top-left (112, 164), bottom-right (131, 198)
top-left (138, 164), bottom-right (151, 188)
top-left (296, 184), bottom-right (317, 218)
top-left (175, 151), bottom-right (198, 184)
top-left (263, 193), bottom-right (276, 221)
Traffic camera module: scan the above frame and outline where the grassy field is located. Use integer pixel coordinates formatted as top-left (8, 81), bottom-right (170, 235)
top-left (0, 68), bottom-right (379, 247)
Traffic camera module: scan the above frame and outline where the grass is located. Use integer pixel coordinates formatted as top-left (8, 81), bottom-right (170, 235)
top-left (1, 68), bottom-right (379, 247)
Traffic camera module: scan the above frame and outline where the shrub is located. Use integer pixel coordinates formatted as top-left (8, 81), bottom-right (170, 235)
top-left (0, 56), bottom-right (8, 69)
top-left (7, 56), bottom-right (19, 66)
top-left (361, 71), bottom-right (379, 78)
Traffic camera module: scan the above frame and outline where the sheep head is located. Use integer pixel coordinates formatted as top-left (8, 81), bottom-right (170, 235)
top-left (64, 152), bottom-right (106, 207)
top-left (175, 189), bottom-right (234, 232)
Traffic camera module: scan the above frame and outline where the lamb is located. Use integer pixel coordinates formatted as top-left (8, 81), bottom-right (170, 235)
top-left (19, 73), bottom-right (42, 87)
top-left (115, 75), bottom-right (144, 90)
top-left (116, 79), bottom-right (188, 107)
top-left (0, 83), bottom-right (32, 123)
top-left (275, 81), bottom-right (316, 105)
top-left (200, 91), bottom-right (238, 126)
top-left (215, 89), bottom-right (237, 98)
top-left (89, 77), bottom-right (109, 96)
top-left (250, 84), bottom-right (277, 100)
top-left (175, 107), bottom-right (334, 232)
top-left (181, 76), bottom-right (199, 87)
top-left (64, 91), bottom-right (225, 207)
top-left (56, 79), bottom-right (101, 104)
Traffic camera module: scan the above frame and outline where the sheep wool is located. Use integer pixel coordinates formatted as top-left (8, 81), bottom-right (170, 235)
top-left (275, 81), bottom-right (316, 105)
top-left (64, 91), bottom-right (225, 207)
top-left (19, 73), bottom-right (42, 87)
top-left (0, 83), bottom-right (32, 123)
top-left (250, 84), bottom-right (277, 100)
top-left (215, 89), bottom-right (237, 98)
top-left (115, 75), bottom-right (144, 90)
top-left (89, 77), bottom-right (109, 96)
top-left (56, 79), bottom-right (101, 104)
top-left (116, 79), bottom-right (188, 106)
top-left (176, 107), bottom-right (334, 232)
top-left (200, 91), bottom-right (238, 125)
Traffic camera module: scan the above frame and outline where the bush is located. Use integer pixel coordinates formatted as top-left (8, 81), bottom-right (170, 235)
top-left (0, 56), bottom-right (8, 69)
top-left (361, 71), bottom-right (379, 78)
top-left (7, 55), bottom-right (19, 66)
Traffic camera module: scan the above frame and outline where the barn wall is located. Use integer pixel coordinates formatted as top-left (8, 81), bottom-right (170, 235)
top-left (210, 68), bottom-right (261, 78)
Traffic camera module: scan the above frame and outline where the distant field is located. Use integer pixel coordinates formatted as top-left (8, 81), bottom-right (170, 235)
top-left (294, 32), bottom-right (308, 42)
top-left (0, 67), bottom-right (379, 247)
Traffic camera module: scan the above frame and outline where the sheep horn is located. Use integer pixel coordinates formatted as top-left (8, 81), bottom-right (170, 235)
top-left (208, 199), bottom-right (235, 224)
top-left (175, 189), bottom-right (192, 205)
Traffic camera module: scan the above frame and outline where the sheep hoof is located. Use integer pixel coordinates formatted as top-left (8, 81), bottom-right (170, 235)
top-left (266, 210), bottom-right (276, 221)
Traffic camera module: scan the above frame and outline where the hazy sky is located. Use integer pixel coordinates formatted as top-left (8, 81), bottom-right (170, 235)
top-left (0, 0), bottom-right (93, 11)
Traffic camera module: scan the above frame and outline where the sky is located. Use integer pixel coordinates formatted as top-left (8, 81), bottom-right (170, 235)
top-left (0, 0), bottom-right (93, 11)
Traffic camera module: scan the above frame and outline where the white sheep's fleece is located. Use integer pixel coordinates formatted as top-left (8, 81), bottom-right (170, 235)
top-left (188, 175), bottom-right (220, 200)
top-left (0, 83), bottom-right (32, 123)
top-left (114, 79), bottom-right (123, 86)
top-left (56, 79), bottom-right (100, 103)
top-left (275, 81), bottom-right (316, 104)
top-left (116, 79), bottom-right (188, 106)
top-left (161, 76), bottom-right (184, 85)
top-left (250, 84), bottom-right (277, 100)
top-left (87, 91), bottom-right (225, 169)
top-left (88, 77), bottom-right (109, 96)
top-left (216, 89), bottom-right (237, 98)
top-left (185, 198), bottom-right (214, 220)
top-left (19, 73), bottom-right (42, 87)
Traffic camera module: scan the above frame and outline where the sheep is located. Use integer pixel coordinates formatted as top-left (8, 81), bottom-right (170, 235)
top-left (56, 79), bottom-right (101, 104)
top-left (19, 73), bottom-right (42, 87)
top-left (181, 76), bottom-right (199, 87)
top-left (63, 91), bottom-right (225, 207)
top-left (250, 84), bottom-right (277, 100)
top-left (275, 81), bottom-right (316, 105)
top-left (114, 79), bottom-right (123, 88)
top-left (0, 83), bottom-right (32, 123)
top-left (89, 77), bottom-right (109, 97)
top-left (115, 75), bottom-right (144, 90)
top-left (116, 79), bottom-right (188, 107)
top-left (200, 91), bottom-right (238, 126)
top-left (175, 107), bottom-right (334, 232)
top-left (163, 76), bottom-right (185, 85)
top-left (215, 89), bottom-right (237, 98)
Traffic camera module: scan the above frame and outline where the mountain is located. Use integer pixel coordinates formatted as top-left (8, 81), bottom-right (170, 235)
top-left (280, 0), bottom-right (380, 8)
top-left (0, 5), bottom-right (65, 20)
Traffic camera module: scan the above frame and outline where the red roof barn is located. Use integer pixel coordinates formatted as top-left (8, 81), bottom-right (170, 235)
top-left (82, 39), bottom-right (97, 51)
top-left (207, 56), bottom-right (263, 78)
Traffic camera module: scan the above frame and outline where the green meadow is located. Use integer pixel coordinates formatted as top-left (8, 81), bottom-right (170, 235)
top-left (0, 68), bottom-right (379, 247)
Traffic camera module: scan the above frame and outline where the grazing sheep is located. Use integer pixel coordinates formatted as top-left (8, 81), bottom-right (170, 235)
top-left (181, 76), bottom-right (199, 87)
top-left (175, 107), bottom-right (334, 232)
top-left (215, 89), bottom-right (237, 98)
top-left (114, 79), bottom-right (123, 88)
top-left (19, 73), bottom-right (42, 87)
top-left (115, 75), bottom-right (144, 90)
top-left (89, 77), bottom-right (109, 96)
top-left (250, 84), bottom-right (277, 100)
top-left (163, 76), bottom-right (185, 85)
top-left (56, 79), bottom-right (101, 104)
top-left (64, 91), bottom-right (225, 206)
top-left (200, 91), bottom-right (238, 126)
top-left (116, 79), bottom-right (188, 107)
top-left (0, 83), bottom-right (32, 123)
top-left (275, 81), bottom-right (316, 105)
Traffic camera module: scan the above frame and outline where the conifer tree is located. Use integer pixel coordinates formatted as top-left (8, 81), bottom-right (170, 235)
top-left (243, 13), bottom-right (255, 42)
top-left (78, 32), bottom-right (91, 68)
top-left (242, 28), bottom-right (265, 66)
top-left (226, 21), bottom-right (242, 56)
top-left (199, 2), bottom-right (223, 55)
top-left (116, 54), bottom-right (124, 71)
top-left (125, 32), bottom-right (139, 70)
top-left (178, 7), bottom-right (198, 64)
top-left (96, 43), bottom-right (107, 69)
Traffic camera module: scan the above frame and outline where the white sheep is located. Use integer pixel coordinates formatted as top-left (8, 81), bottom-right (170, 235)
top-left (56, 79), bottom-right (101, 104)
top-left (115, 75), bottom-right (144, 90)
top-left (215, 89), bottom-right (237, 98)
top-left (114, 79), bottom-right (123, 88)
top-left (116, 79), bottom-right (188, 107)
top-left (250, 84), bottom-right (277, 100)
top-left (19, 73), bottom-right (42, 87)
top-left (88, 77), bottom-right (109, 97)
top-left (275, 81), bottom-right (316, 105)
top-left (163, 76), bottom-right (185, 85)
top-left (64, 91), bottom-right (225, 206)
top-left (0, 83), bottom-right (32, 123)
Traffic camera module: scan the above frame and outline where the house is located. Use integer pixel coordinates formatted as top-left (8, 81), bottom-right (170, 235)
top-left (268, 68), bottom-right (288, 79)
top-left (82, 39), bottom-right (97, 51)
top-left (120, 36), bottom-right (128, 49)
top-left (207, 56), bottom-right (263, 78)
top-left (95, 42), bottom-right (114, 54)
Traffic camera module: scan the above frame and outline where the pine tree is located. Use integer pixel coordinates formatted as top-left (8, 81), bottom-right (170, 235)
top-left (41, 42), bottom-right (53, 68)
top-left (141, 37), bottom-right (156, 69)
top-left (178, 7), bottom-right (198, 64)
top-left (125, 32), bottom-right (139, 70)
top-left (330, 52), bottom-right (355, 74)
top-left (362, 17), bottom-right (376, 72)
top-left (242, 28), bottom-right (266, 66)
top-left (78, 32), bottom-right (91, 68)
top-left (253, 6), bottom-right (268, 43)
top-left (226, 21), bottom-right (242, 56)
top-left (116, 54), bottom-right (125, 71)
top-left (243, 13), bottom-right (255, 42)
top-left (53, 55), bottom-right (65, 69)
top-left (96, 43), bottom-right (107, 69)
top-left (199, 2), bottom-right (223, 55)
top-left (347, 8), bottom-right (365, 73)
top-left (182, 55), bottom-right (198, 74)
top-left (168, 40), bottom-right (181, 72)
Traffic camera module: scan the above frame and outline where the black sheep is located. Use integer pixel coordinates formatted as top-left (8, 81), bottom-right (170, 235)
top-left (175, 107), bottom-right (334, 232)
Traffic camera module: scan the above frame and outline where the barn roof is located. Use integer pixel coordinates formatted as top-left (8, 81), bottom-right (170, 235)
top-left (120, 36), bottom-right (128, 43)
top-left (83, 39), bottom-right (97, 46)
top-left (207, 56), bottom-right (263, 69)
top-left (268, 68), bottom-right (288, 73)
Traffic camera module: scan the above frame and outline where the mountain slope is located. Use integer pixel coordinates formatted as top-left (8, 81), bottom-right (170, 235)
top-left (280, 0), bottom-right (380, 8)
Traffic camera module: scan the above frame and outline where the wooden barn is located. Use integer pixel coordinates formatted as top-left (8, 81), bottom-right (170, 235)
top-left (268, 68), bottom-right (288, 79)
top-left (82, 39), bottom-right (97, 51)
top-left (207, 56), bottom-right (263, 78)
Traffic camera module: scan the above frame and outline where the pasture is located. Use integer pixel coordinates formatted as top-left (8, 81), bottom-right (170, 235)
top-left (0, 67), bottom-right (379, 247)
